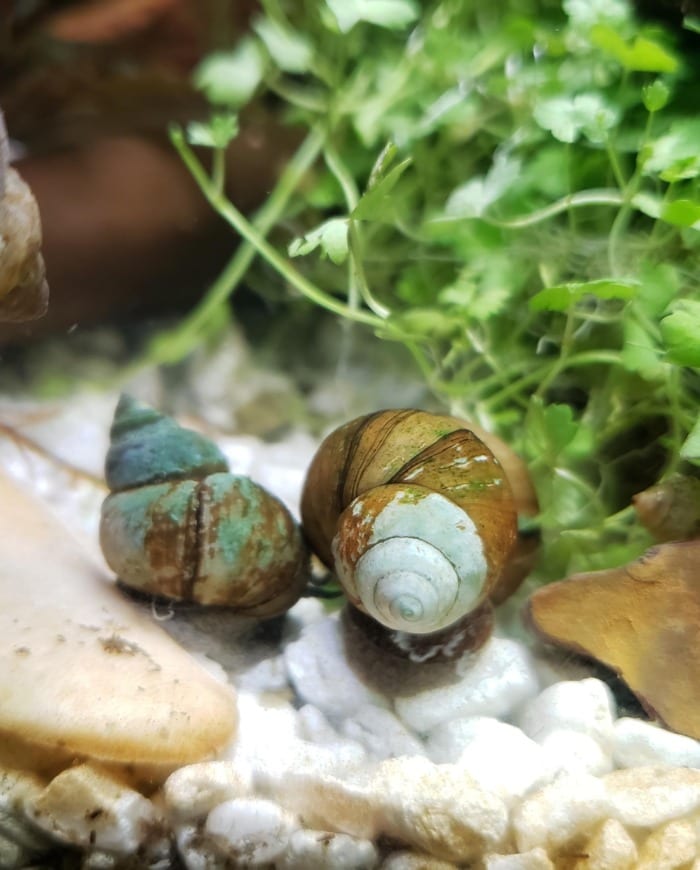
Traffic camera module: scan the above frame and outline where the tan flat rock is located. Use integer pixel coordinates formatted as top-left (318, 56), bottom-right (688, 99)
top-left (0, 472), bottom-right (237, 776)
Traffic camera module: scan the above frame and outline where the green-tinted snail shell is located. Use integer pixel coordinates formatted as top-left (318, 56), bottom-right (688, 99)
top-left (100, 395), bottom-right (309, 617)
top-left (301, 409), bottom-right (536, 655)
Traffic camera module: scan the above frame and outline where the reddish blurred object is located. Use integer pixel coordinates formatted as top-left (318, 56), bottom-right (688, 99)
top-left (0, 0), bottom-right (296, 345)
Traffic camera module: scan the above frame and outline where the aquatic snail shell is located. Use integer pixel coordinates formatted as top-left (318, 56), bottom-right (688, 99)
top-left (301, 409), bottom-right (525, 637)
top-left (99, 394), bottom-right (308, 617)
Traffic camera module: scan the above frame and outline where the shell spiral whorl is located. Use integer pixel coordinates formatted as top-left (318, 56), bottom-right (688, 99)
top-left (100, 395), bottom-right (309, 616)
top-left (301, 409), bottom-right (525, 641)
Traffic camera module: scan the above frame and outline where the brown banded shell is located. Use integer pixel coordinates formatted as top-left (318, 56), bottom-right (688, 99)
top-left (301, 409), bottom-right (531, 642)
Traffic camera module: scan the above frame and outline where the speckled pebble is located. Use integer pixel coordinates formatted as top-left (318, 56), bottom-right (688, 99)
top-left (163, 761), bottom-right (253, 822)
top-left (539, 729), bottom-right (613, 777)
top-left (512, 772), bottom-right (613, 853)
top-left (637, 818), bottom-right (697, 868)
top-left (613, 717), bottom-right (700, 769)
top-left (204, 797), bottom-right (298, 866)
top-left (0, 767), bottom-right (52, 869)
top-left (394, 638), bottom-right (539, 733)
top-left (483, 848), bottom-right (554, 869)
top-left (277, 828), bottom-right (378, 869)
top-left (425, 717), bottom-right (553, 804)
top-left (374, 756), bottom-right (509, 862)
top-left (284, 618), bottom-right (389, 717)
top-left (604, 767), bottom-right (700, 827)
top-left (577, 819), bottom-right (638, 870)
top-left (28, 764), bottom-right (162, 855)
top-left (516, 679), bottom-right (616, 749)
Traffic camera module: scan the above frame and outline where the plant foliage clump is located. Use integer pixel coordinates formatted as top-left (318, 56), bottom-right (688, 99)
top-left (168, 0), bottom-right (700, 581)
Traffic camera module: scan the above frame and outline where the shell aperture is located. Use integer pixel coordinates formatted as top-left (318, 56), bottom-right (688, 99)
top-left (332, 484), bottom-right (489, 633)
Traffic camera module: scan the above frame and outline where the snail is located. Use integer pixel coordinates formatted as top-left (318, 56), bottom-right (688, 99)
top-left (0, 109), bottom-right (49, 322)
top-left (301, 409), bottom-right (538, 660)
top-left (632, 473), bottom-right (700, 542)
top-left (99, 394), bottom-right (309, 617)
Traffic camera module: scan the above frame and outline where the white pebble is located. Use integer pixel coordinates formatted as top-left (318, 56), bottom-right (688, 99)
top-left (163, 761), bottom-right (252, 822)
top-left (282, 597), bottom-right (328, 642)
top-left (381, 850), bottom-right (459, 868)
top-left (255, 735), bottom-right (368, 797)
top-left (512, 772), bottom-right (613, 853)
top-left (204, 798), bottom-right (298, 866)
top-left (227, 691), bottom-right (299, 755)
top-left (426, 717), bottom-right (554, 804)
top-left (613, 717), bottom-right (700, 769)
top-left (284, 618), bottom-right (389, 717)
top-left (298, 704), bottom-right (345, 744)
top-left (581, 818), bottom-right (638, 870)
top-left (539, 729), bottom-right (613, 777)
top-left (395, 638), bottom-right (539, 733)
top-left (604, 766), bottom-right (700, 827)
top-left (237, 655), bottom-right (290, 693)
top-left (175, 824), bottom-right (222, 870)
top-left (277, 828), bottom-right (378, 869)
top-left (341, 705), bottom-right (427, 760)
top-left (483, 848), bottom-right (554, 869)
top-left (269, 767), bottom-right (379, 841)
top-left (516, 679), bottom-right (616, 749)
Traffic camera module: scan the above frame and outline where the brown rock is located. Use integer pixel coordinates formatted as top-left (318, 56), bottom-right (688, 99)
top-left (526, 541), bottom-right (700, 739)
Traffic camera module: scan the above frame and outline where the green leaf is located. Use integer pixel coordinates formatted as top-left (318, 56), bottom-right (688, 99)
top-left (186, 114), bottom-right (239, 149)
top-left (591, 24), bottom-right (679, 72)
top-left (642, 80), bottom-right (671, 113)
top-left (530, 279), bottom-right (638, 312)
top-left (680, 417), bottom-right (700, 465)
top-left (367, 142), bottom-right (400, 189)
top-left (392, 307), bottom-right (458, 338)
top-left (637, 261), bottom-right (680, 317)
top-left (253, 17), bottom-right (312, 73)
top-left (563, 0), bottom-right (630, 30)
top-left (194, 39), bottom-right (264, 107)
top-left (288, 218), bottom-right (350, 264)
top-left (533, 94), bottom-right (619, 145)
top-left (326, 0), bottom-right (418, 33)
top-left (642, 120), bottom-right (700, 182)
top-left (660, 300), bottom-right (700, 366)
top-left (660, 199), bottom-right (700, 229)
top-left (631, 191), bottom-right (662, 219)
top-left (526, 400), bottom-right (579, 461)
top-left (352, 158), bottom-right (412, 222)
top-left (444, 154), bottom-right (521, 219)
top-left (684, 15), bottom-right (700, 34)
top-left (438, 264), bottom-right (512, 320)
top-left (621, 318), bottom-right (665, 380)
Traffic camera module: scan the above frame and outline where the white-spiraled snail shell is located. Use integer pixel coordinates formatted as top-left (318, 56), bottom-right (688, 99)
top-left (332, 484), bottom-right (489, 634)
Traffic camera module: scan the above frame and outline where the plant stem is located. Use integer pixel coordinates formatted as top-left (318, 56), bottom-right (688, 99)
top-left (485, 350), bottom-right (621, 410)
top-left (454, 189), bottom-right (625, 229)
top-left (172, 128), bottom-right (386, 330)
top-left (128, 127), bottom-right (329, 368)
